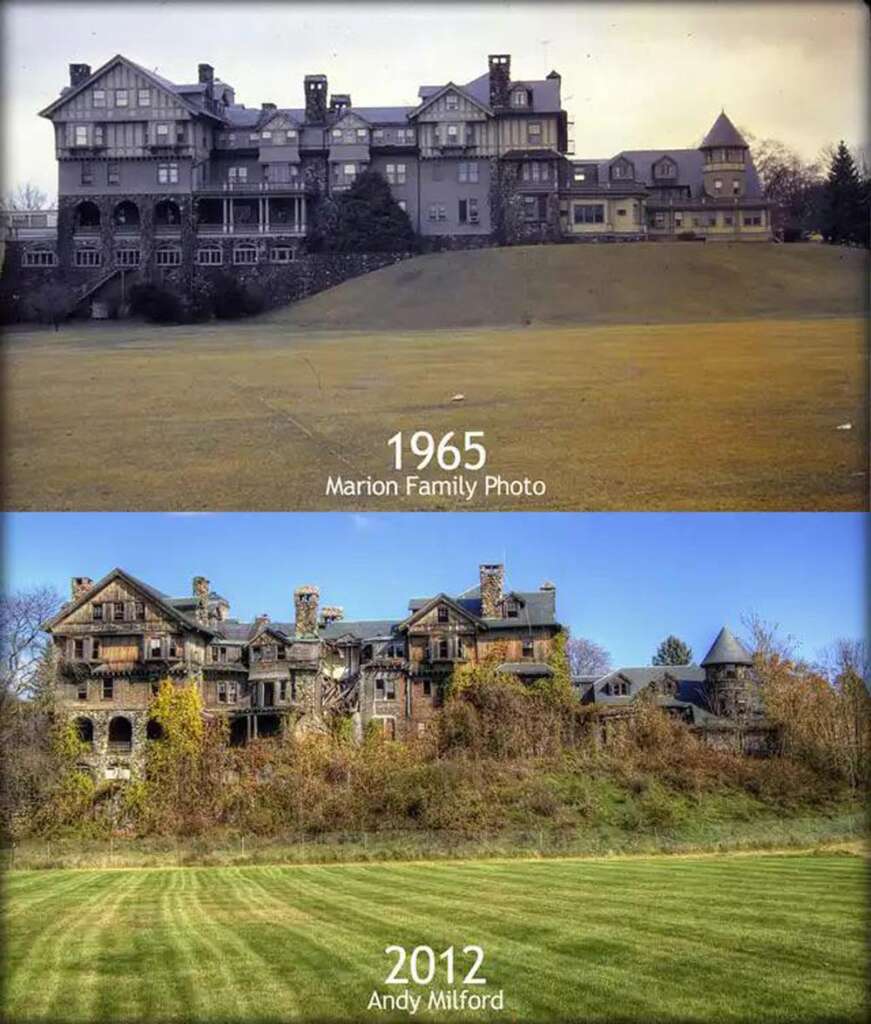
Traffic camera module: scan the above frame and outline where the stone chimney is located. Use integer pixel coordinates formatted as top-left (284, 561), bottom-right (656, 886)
top-left (69, 64), bottom-right (91, 88)
top-left (294, 585), bottom-right (320, 637)
top-left (479, 564), bottom-right (505, 619)
top-left (488, 54), bottom-right (511, 108)
top-left (261, 101), bottom-right (277, 114)
top-left (253, 613), bottom-right (270, 632)
top-left (304, 74), bottom-right (328, 123)
top-left (320, 606), bottom-right (344, 627)
top-left (71, 576), bottom-right (93, 601)
top-left (540, 580), bottom-right (556, 592)
top-left (192, 576), bottom-right (210, 627)
top-left (198, 63), bottom-right (214, 85)
top-left (329, 93), bottom-right (351, 116)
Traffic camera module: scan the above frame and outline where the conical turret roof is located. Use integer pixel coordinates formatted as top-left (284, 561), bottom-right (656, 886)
top-left (700, 111), bottom-right (748, 150)
top-left (700, 626), bottom-right (753, 667)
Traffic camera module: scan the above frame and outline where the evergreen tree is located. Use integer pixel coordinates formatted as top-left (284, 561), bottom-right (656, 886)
top-left (822, 141), bottom-right (867, 246)
top-left (312, 170), bottom-right (417, 253)
top-left (652, 635), bottom-right (693, 666)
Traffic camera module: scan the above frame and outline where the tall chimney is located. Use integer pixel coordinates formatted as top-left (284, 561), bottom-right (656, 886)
top-left (192, 576), bottom-right (210, 626)
top-left (294, 585), bottom-right (320, 637)
top-left (69, 64), bottom-right (91, 88)
top-left (479, 564), bottom-right (505, 618)
top-left (304, 74), bottom-right (328, 123)
top-left (320, 605), bottom-right (344, 627)
top-left (198, 63), bottom-right (214, 85)
top-left (487, 54), bottom-right (511, 108)
top-left (71, 576), bottom-right (93, 601)
top-left (253, 613), bottom-right (270, 632)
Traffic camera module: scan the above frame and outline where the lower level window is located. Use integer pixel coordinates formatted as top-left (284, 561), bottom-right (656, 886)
top-left (270, 247), bottom-right (294, 263)
top-left (375, 677), bottom-right (397, 700)
top-left (77, 682), bottom-right (88, 700)
top-left (233, 245), bottom-right (258, 265)
top-left (75, 248), bottom-right (102, 267)
top-left (102, 679), bottom-right (114, 700)
top-left (744, 213), bottom-right (763, 226)
top-left (23, 249), bottom-right (57, 267)
top-left (196, 247), bottom-right (222, 265)
top-left (427, 204), bottom-right (447, 222)
top-left (116, 249), bottom-right (141, 267)
top-left (573, 204), bottom-right (604, 225)
top-left (155, 247), bottom-right (182, 266)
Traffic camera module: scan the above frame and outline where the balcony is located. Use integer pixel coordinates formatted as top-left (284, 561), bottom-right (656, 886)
top-left (194, 181), bottom-right (307, 195)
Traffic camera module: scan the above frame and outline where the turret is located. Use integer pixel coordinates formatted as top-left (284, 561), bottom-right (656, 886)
top-left (699, 111), bottom-right (749, 199)
top-left (701, 626), bottom-right (755, 719)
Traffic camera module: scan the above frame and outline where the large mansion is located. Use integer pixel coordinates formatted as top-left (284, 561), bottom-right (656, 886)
top-left (11, 52), bottom-right (772, 287)
top-left (43, 567), bottom-right (771, 779)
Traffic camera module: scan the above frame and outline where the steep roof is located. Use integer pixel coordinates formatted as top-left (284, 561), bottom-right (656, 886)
top-left (320, 619), bottom-right (399, 641)
top-left (408, 585), bottom-right (557, 630)
top-left (700, 627), bottom-right (753, 667)
top-left (701, 111), bottom-right (748, 149)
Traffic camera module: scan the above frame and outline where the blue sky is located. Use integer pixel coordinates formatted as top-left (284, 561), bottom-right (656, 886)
top-left (3, 513), bottom-right (865, 667)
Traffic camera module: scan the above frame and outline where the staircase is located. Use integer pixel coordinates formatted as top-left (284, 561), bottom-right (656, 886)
top-left (68, 267), bottom-right (121, 315)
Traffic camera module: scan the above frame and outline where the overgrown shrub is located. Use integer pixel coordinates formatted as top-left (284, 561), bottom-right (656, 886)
top-left (129, 282), bottom-right (184, 323)
top-left (211, 275), bottom-right (266, 318)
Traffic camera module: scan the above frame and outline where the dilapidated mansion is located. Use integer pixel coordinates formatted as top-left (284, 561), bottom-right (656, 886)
top-left (44, 566), bottom-right (772, 780)
top-left (4, 52), bottom-right (773, 316)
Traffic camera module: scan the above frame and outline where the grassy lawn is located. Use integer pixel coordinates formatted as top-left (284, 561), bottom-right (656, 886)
top-left (3, 851), bottom-right (864, 1023)
top-left (3, 315), bottom-right (865, 511)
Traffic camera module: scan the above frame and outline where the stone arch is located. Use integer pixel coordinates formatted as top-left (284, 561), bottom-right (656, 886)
top-left (112, 200), bottom-right (140, 228)
top-left (74, 201), bottom-right (101, 228)
top-left (74, 716), bottom-right (94, 746)
top-left (154, 199), bottom-right (181, 226)
top-left (146, 718), bottom-right (165, 741)
top-left (108, 715), bottom-right (133, 752)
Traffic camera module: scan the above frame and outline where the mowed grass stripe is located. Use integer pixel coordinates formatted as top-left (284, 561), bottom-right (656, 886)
top-left (4, 854), bottom-right (865, 1023)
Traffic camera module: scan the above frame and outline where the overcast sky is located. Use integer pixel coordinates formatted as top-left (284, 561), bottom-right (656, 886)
top-left (3, 1), bottom-right (868, 201)
top-left (5, 512), bottom-right (866, 666)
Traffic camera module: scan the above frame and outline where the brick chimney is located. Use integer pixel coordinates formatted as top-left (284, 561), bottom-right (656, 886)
top-left (198, 63), bottom-right (214, 85)
top-left (261, 102), bottom-right (277, 113)
top-left (192, 576), bottom-right (210, 627)
top-left (71, 576), bottom-right (93, 601)
top-left (69, 64), bottom-right (91, 88)
top-left (488, 54), bottom-right (511, 108)
top-left (479, 564), bottom-right (505, 618)
top-left (320, 605), bottom-right (344, 627)
top-left (329, 93), bottom-right (351, 116)
top-left (304, 74), bottom-right (328, 123)
top-left (294, 585), bottom-right (320, 637)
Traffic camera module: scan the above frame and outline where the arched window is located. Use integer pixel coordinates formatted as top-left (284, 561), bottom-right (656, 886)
top-left (146, 718), bottom-right (165, 741)
top-left (154, 199), bottom-right (181, 226)
top-left (74, 201), bottom-right (101, 229)
top-left (75, 717), bottom-right (94, 746)
top-left (112, 200), bottom-right (140, 229)
top-left (155, 245), bottom-right (182, 267)
top-left (108, 716), bottom-right (132, 752)
top-left (233, 243), bottom-right (258, 265)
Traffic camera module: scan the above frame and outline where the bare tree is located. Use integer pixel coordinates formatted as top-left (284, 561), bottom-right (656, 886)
top-left (741, 611), bottom-right (799, 663)
top-left (566, 636), bottom-right (612, 678)
top-left (0, 585), bottom-right (63, 706)
top-left (23, 282), bottom-right (71, 331)
top-left (4, 183), bottom-right (50, 211)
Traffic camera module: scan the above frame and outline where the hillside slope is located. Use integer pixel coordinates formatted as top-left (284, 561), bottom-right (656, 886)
top-left (269, 242), bottom-right (867, 331)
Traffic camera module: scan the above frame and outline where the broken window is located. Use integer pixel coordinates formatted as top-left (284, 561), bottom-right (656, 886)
top-left (437, 606), bottom-right (449, 623)
top-left (134, 601), bottom-right (145, 620)
top-left (102, 679), bottom-right (114, 700)
top-left (168, 637), bottom-right (179, 659)
top-left (505, 600), bottom-right (519, 618)
top-left (74, 639), bottom-right (85, 659)
top-left (422, 679), bottom-right (432, 697)
top-left (113, 602), bottom-right (125, 621)
top-left (279, 680), bottom-right (287, 701)
top-left (376, 677), bottom-right (396, 700)
top-left (148, 637), bottom-right (162, 658)
top-left (92, 638), bottom-right (101, 660)
top-left (438, 638), bottom-right (449, 660)
top-left (75, 717), bottom-right (94, 744)
top-left (277, 646), bottom-right (286, 660)
top-left (522, 639), bottom-right (534, 658)
top-left (77, 683), bottom-right (88, 702)
top-left (108, 716), bottom-right (132, 752)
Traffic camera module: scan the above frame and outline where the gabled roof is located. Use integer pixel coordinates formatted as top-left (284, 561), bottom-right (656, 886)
top-left (320, 619), bottom-right (399, 642)
top-left (38, 54), bottom-right (224, 123)
top-left (354, 107), bottom-right (415, 126)
top-left (397, 593), bottom-right (486, 632)
top-left (700, 627), bottom-right (753, 667)
top-left (701, 111), bottom-right (748, 150)
top-left (42, 567), bottom-right (214, 636)
top-left (410, 81), bottom-right (491, 120)
top-left (408, 586), bottom-right (557, 631)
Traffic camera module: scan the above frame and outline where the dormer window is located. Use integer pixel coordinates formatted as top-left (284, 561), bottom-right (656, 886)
top-left (654, 159), bottom-right (676, 179)
top-left (437, 606), bottom-right (449, 623)
top-left (505, 600), bottom-right (519, 619)
top-left (611, 159), bottom-right (634, 181)
top-left (511, 89), bottom-right (529, 107)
